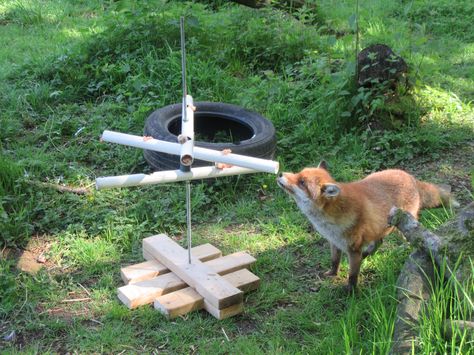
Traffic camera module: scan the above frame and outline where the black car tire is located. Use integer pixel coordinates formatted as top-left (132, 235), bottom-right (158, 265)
top-left (143, 101), bottom-right (276, 171)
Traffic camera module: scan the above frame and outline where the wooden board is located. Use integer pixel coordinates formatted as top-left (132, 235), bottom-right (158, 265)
top-left (122, 242), bottom-right (221, 284)
top-left (202, 251), bottom-right (255, 275)
top-left (143, 235), bottom-right (243, 309)
top-left (204, 301), bottom-right (244, 320)
top-left (219, 267), bottom-right (260, 292)
top-left (118, 251), bottom-right (256, 309)
top-left (155, 269), bottom-right (260, 319)
top-left (143, 241), bottom-right (221, 263)
top-left (118, 273), bottom-right (184, 309)
top-left (121, 260), bottom-right (167, 285)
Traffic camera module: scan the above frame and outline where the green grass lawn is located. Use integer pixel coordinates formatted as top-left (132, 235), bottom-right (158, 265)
top-left (1, 0), bottom-right (473, 353)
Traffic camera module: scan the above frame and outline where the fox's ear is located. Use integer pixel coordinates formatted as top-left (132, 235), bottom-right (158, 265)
top-left (318, 160), bottom-right (329, 171)
top-left (321, 183), bottom-right (340, 198)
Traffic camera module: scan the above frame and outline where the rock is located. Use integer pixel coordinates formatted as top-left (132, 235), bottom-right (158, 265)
top-left (357, 44), bottom-right (407, 87)
top-left (443, 319), bottom-right (474, 340)
top-left (3, 330), bottom-right (16, 342)
top-left (37, 253), bottom-right (46, 264)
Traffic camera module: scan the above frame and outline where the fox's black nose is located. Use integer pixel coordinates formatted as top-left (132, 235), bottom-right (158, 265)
top-left (278, 173), bottom-right (283, 178)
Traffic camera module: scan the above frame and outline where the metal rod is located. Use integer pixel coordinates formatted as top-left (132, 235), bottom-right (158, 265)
top-left (181, 17), bottom-right (192, 264)
top-left (185, 180), bottom-right (192, 264)
top-left (180, 17), bottom-right (187, 123)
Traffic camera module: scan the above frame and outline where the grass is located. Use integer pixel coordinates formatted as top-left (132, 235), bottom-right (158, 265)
top-left (0, 0), bottom-right (473, 353)
top-left (418, 258), bottom-right (474, 354)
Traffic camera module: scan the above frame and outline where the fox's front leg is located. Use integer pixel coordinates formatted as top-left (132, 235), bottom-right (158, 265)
top-left (347, 249), bottom-right (362, 292)
top-left (324, 243), bottom-right (341, 276)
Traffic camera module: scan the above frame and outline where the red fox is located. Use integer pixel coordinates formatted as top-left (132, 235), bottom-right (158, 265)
top-left (277, 161), bottom-right (457, 291)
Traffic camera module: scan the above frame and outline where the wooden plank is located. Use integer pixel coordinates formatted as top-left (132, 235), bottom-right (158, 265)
top-left (219, 268), bottom-right (260, 292)
top-left (122, 242), bottom-right (221, 284)
top-left (121, 260), bottom-right (167, 285)
top-left (142, 249), bottom-right (155, 262)
top-left (118, 273), bottom-right (183, 309)
top-left (118, 252), bottom-right (256, 309)
top-left (154, 287), bottom-right (203, 317)
top-left (204, 301), bottom-right (244, 320)
top-left (143, 234), bottom-right (243, 309)
top-left (155, 269), bottom-right (260, 319)
top-left (205, 251), bottom-right (255, 275)
top-left (143, 240), bottom-right (221, 263)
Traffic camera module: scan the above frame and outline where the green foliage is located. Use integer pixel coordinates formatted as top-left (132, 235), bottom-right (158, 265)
top-left (345, 80), bottom-right (422, 129)
top-left (419, 258), bottom-right (474, 353)
top-left (0, 259), bottom-right (18, 316)
top-left (0, 154), bottom-right (22, 196)
top-left (18, 1), bottom-right (325, 112)
top-left (1, 1), bottom-right (47, 26)
top-left (0, 155), bottom-right (34, 247)
top-left (405, 0), bottom-right (474, 41)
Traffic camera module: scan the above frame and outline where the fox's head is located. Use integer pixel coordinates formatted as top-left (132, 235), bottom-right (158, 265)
top-left (277, 161), bottom-right (341, 207)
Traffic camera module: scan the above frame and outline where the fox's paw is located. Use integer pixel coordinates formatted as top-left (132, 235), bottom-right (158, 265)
top-left (323, 269), bottom-right (338, 277)
top-left (344, 284), bottom-right (357, 295)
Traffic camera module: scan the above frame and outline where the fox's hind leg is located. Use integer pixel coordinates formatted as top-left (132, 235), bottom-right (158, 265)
top-left (324, 243), bottom-right (341, 276)
top-left (362, 240), bottom-right (382, 259)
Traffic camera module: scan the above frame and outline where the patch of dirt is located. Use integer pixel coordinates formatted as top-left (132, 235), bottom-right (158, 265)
top-left (16, 249), bottom-right (44, 274)
top-left (3, 234), bottom-right (56, 275)
top-left (400, 141), bottom-right (474, 206)
top-left (235, 316), bottom-right (259, 336)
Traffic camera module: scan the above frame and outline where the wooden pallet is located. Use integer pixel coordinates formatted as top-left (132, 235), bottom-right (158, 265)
top-left (117, 234), bottom-right (260, 319)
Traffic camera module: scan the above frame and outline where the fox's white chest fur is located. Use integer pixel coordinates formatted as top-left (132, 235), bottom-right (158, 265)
top-left (294, 199), bottom-right (349, 252)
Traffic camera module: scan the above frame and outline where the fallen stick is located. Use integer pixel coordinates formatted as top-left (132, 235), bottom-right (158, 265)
top-left (60, 297), bottom-right (91, 303)
top-left (31, 181), bottom-right (91, 195)
top-left (388, 207), bottom-right (446, 268)
top-left (388, 204), bottom-right (474, 283)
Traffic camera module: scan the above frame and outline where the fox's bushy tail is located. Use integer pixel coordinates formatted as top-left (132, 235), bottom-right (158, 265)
top-left (416, 181), bottom-right (459, 209)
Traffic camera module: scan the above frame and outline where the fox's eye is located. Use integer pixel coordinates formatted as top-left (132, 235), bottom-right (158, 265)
top-left (298, 178), bottom-right (306, 187)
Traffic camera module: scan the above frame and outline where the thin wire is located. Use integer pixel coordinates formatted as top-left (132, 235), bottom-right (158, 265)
top-left (186, 180), bottom-right (192, 264)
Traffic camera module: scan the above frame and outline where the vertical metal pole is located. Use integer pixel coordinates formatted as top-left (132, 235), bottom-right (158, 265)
top-left (186, 180), bottom-right (192, 264)
top-left (180, 17), bottom-right (187, 123)
top-left (180, 17), bottom-right (192, 264)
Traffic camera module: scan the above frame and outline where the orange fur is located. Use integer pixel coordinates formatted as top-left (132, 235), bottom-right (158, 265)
top-left (277, 163), bottom-right (456, 291)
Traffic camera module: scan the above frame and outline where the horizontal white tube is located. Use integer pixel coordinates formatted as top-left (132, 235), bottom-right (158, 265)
top-left (96, 166), bottom-right (258, 190)
top-left (101, 130), bottom-right (279, 174)
top-left (180, 95), bottom-right (195, 166)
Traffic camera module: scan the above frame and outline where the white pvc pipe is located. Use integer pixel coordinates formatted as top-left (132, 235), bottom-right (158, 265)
top-left (96, 166), bottom-right (258, 190)
top-left (101, 130), bottom-right (279, 174)
top-left (180, 95), bottom-right (195, 166)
